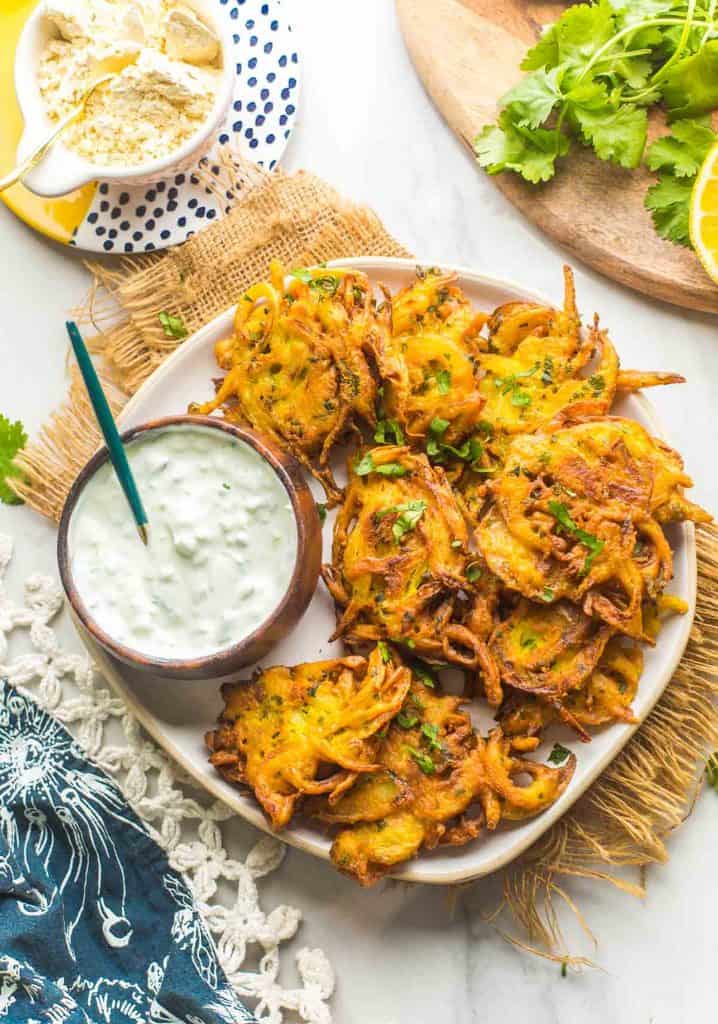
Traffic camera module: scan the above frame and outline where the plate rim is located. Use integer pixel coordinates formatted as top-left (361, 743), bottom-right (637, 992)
top-left (78, 256), bottom-right (698, 885)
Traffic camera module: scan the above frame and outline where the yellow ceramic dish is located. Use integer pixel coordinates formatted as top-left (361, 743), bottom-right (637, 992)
top-left (0, 0), bottom-right (96, 244)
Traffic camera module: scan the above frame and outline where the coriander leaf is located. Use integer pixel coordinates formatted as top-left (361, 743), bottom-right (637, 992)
top-left (0, 415), bottom-right (27, 505)
top-left (413, 663), bottom-right (436, 688)
top-left (421, 722), bottom-right (442, 751)
top-left (397, 710), bottom-right (419, 729)
top-left (548, 742), bottom-right (572, 765)
top-left (374, 418), bottom-right (405, 445)
top-left (316, 502), bottom-right (327, 524)
top-left (407, 746), bottom-right (435, 775)
top-left (466, 562), bottom-right (482, 583)
top-left (522, 24), bottom-right (559, 71)
top-left (354, 452), bottom-right (375, 475)
top-left (646, 118), bottom-right (717, 177)
top-left (645, 173), bottom-right (693, 245)
top-left (386, 499), bottom-right (427, 543)
top-left (475, 111), bottom-right (570, 184)
top-left (662, 39), bottom-right (718, 120)
top-left (158, 311), bottom-right (188, 339)
top-left (547, 500), bottom-right (605, 573)
top-left (290, 268), bottom-right (313, 283)
top-left (375, 462), bottom-right (408, 477)
top-left (511, 389), bottom-right (532, 408)
top-left (435, 369), bottom-right (452, 394)
top-left (354, 453), bottom-right (407, 477)
top-left (541, 586), bottom-right (555, 602)
top-left (572, 102), bottom-right (647, 168)
top-left (501, 67), bottom-right (564, 130)
top-left (428, 416), bottom-right (450, 437)
top-left (377, 640), bottom-right (391, 663)
top-left (550, 0), bottom-right (616, 85)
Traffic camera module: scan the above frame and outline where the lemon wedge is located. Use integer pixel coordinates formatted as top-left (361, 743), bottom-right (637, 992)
top-left (689, 141), bottom-right (718, 283)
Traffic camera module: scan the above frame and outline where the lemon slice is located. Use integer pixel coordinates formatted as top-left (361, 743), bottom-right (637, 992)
top-left (690, 141), bottom-right (718, 283)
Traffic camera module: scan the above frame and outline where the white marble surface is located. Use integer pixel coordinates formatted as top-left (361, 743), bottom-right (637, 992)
top-left (1, 2), bottom-right (717, 1021)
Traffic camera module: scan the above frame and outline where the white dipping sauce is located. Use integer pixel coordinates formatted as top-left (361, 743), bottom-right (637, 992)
top-left (69, 425), bottom-right (298, 659)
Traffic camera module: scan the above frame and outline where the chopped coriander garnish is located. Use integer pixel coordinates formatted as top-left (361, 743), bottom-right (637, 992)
top-left (519, 632), bottom-right (539, 649)
top-left (547, 500), bottom-right (605, 574)
top-left (541, 586), bottom-right (554, 603)
top-left (420, 721), bottom-right (442, 751)
top-left (466, 563), bottom-right (482, 583)
top-left (222, 482), bottom-right (231, 490)
top-left (158, 311), bottom-right (188, 339)
top-left (397, 710), bottom-right (419, 729)
top-left (435, 369), bottom-right (452, 394)
top-left (316, 502), bottom-right (327, 524)
top-left (413, 664), bottom-right (436, 688)
top-left (354, 453), bottom-right (407, 478)
top-left (377, 640), bottom-right (391, 663)
top-left (548, 743), bottom-right (571, 765)
top-left (374, 418), bottom-right (405, 445)
top-left (379, 500), bottom-right (427, 543)
top-left (408, 746), bottom-right (435, 775)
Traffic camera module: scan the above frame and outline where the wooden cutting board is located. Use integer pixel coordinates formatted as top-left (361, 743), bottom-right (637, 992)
top-left (396, 0), bottom-right (718, 314)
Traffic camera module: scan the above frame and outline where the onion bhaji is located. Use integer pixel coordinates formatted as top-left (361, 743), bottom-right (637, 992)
top-left (190, 261), bottom-right (378, 503)
top-left (321, 444), bottom-right (499, 698)
top-left (206, 646), bottom-right (411, 829)
top-left (475, 416), bottom-right (710, 639)
top-left (203, 262), bottom-right (711, 884)
top-left (312, 676), bottom-right (575, 885)
top-left (371, 268), bottom-right (487, 446)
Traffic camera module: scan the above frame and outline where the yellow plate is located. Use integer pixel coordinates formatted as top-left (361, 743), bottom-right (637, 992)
top-left (690, 140), bottom-right (718, 286)
top-left (0, 0), bottom-right (97, 245)
top-left (1, 0), bottom-right (300, 252)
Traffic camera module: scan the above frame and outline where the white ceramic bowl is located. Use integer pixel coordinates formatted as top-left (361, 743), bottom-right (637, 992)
top-left (14, 0), bottom-right (236, 197)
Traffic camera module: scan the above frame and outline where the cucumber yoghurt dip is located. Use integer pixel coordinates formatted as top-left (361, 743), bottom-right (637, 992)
top-left (68, 424), bottom-right (298, 659)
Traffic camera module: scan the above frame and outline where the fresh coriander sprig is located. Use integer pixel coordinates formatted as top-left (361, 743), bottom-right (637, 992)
top-left (475, 0), bottom-right (718, 236)
top-left (0, 415), bottom-right (27, 505)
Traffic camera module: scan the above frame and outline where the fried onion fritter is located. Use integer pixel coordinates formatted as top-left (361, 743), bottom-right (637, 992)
top-left (475, 415), bottom-right (709, 638)
top-left (475, 268), bottom-right (685, 460)
top-left (312, 677), bottom-right (574, 884)
top-left (498, 637), bottom-right (643, 739)
top-left (372, 268), bottom-right (487, 446)
top-left (321, 444), bottom-right (498, 693)
top-left (190, 261), bottom-right (378, 503)
top-left (206, 646), bottom-right (411, 830)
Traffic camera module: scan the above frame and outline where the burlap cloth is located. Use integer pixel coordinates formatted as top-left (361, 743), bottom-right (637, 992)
top-left (12, 156), bottom-right (718, 963)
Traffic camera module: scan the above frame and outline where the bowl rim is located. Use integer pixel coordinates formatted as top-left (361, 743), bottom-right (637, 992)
top-left (57, 414), bottom-right (319, 676)
top-left (15, 0), bottom-right (236, 191)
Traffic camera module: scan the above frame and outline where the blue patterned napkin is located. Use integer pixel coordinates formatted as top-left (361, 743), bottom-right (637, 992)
top-left (0, 680), bottom-right (254, 1024)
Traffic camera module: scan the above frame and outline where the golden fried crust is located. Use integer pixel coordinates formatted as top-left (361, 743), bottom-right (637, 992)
top-left (206, 646), bottom-right (411, 830)
top-left (489, 599), bottom-right (614, 703)
top-left (477, 270), bottom-right (618, 438)
top-left (316, 682), bottom-right (492, 884)
top-left (498, 637), bottom-right (643, 738)
top-left (321, 445), bottom-right (497, 688)
top-left (475, 415), bottom-right (710, 637)
top-left (373, 269), bottom-right (487, 445)
top-left (190, 261), bottom-right (378, 503)
top-left (315, 681), bottom-right (574, 885)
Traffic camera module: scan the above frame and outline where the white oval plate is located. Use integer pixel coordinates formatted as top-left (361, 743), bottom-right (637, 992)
top-left (75, 257), bottom-right (696, 885)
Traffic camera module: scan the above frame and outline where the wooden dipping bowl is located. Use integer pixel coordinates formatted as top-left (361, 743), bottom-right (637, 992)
top-left (57, 415), bottom-right (322, 682)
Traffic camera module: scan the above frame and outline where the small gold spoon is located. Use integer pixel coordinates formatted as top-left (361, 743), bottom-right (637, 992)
top-left (0, 55), bottom-right (137, 194)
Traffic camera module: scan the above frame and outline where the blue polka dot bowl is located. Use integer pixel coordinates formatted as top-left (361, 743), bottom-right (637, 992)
top-left (16, 0), bottom-right (236, 198)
